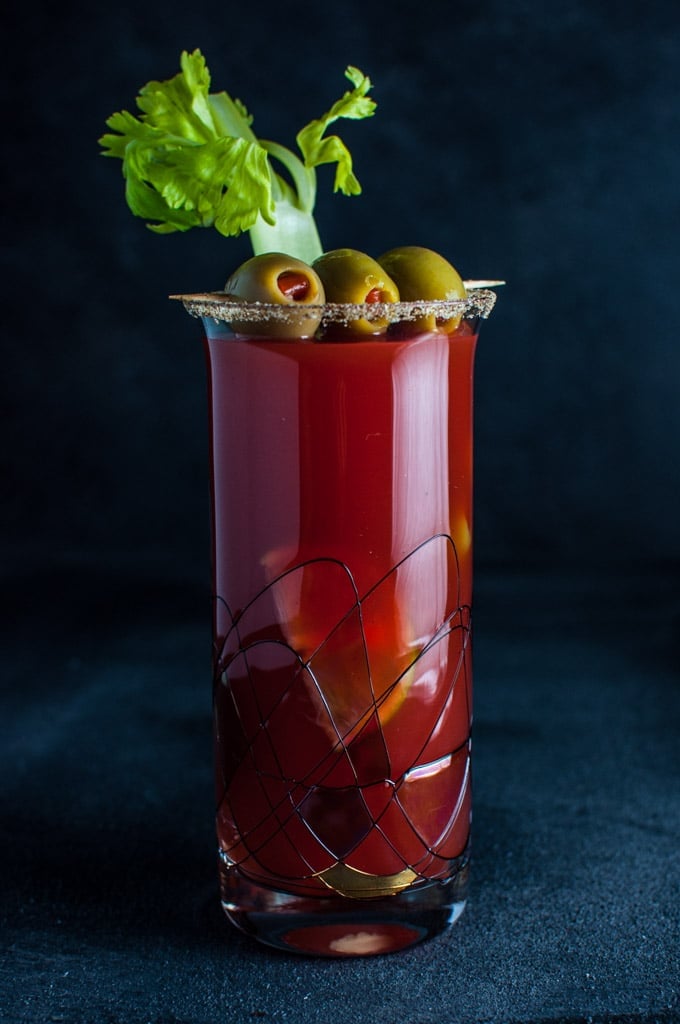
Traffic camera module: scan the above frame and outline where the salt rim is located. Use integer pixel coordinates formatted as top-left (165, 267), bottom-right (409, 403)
top-left (170, 281), bottom-right (499, 326)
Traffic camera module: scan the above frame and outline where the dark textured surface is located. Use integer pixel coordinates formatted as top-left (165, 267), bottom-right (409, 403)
top-left (3, 0), bottom-right (680, 1020)
top-left (2, 564), bottom-right (678, 1023)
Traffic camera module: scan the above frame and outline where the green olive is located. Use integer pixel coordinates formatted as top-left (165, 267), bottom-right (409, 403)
top-left (312, 249), bottom-right (400, 336)
top-left (224, 252), bottom-right (325, 338)
top-left (377, 246), bottom-right (466, 332)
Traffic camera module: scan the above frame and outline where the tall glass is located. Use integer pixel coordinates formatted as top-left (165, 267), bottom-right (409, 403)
top-left (178, 290), bottom-right (497, 957)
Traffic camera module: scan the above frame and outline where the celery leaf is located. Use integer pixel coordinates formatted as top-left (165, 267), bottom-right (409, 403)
top-left (100, 52), bottom-right (376, 257)
top-left (99, 49), bottom-right (274, 238)
top-left (296, 67), bottom-right (376, 195)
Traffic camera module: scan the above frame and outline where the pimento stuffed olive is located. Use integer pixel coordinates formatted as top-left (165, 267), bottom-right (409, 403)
top-left (312, 248), bottom-right (400, 335)
top-left (224, 253), bottom-right (325, 337)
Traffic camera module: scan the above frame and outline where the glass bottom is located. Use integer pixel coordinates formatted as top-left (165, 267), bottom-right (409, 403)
top-left (219, 857), bottom-right (469, 957)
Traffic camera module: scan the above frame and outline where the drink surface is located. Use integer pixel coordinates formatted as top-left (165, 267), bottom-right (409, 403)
top-left (205, 324), bottom-right (477, 902)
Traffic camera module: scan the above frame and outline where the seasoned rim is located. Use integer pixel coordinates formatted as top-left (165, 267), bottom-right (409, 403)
top-left (170, 282), bottom-right (500, 325)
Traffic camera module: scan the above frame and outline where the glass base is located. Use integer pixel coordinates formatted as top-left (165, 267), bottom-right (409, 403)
top-left (219, 858), bottom-right (469, 957)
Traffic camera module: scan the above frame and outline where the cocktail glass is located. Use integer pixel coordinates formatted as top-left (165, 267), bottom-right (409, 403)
top-left (176, 288), bottom-right (497, 957)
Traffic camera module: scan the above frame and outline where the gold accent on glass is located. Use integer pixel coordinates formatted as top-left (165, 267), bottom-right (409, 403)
top-left (318, 863), bottom-right (418, 899)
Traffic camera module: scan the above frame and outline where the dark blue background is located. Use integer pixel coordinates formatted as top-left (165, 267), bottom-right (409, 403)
top-left (2, 3), bottom-right (679, 1022)
top-left (4, 0), bottom-right (680, 579)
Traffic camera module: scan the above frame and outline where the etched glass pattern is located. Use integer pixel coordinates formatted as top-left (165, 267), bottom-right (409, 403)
top-left (213, 533), bottom-right (472, 899)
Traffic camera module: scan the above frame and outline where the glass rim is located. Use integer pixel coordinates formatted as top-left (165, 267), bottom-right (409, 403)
top-left (170, 282), bottom-right (500, 326)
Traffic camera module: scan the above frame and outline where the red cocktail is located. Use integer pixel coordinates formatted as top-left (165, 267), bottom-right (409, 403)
top-left (180, 292), bottom-right (496, 956)
top-left (101, 47), bottom-right (501, 958)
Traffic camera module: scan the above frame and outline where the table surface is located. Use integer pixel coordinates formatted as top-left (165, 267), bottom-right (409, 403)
top-left (2, 560), bottom-right (678, 1024)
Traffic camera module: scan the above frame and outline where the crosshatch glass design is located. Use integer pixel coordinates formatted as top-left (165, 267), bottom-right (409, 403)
top-left (213, 535), bottom-right (472, 899)
top-left (188, 293), bottom-right (494, 954)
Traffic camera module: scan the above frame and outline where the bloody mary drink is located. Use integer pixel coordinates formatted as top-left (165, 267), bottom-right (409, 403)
top-left (182, 291), bottom-right (497, 957)
top-left (102, 48), bottom-right (501, 958)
